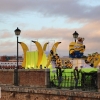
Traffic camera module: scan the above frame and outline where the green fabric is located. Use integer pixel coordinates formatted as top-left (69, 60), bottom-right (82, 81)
top-left (81, 68), bottom-right (97, 73)
top-left (50, 68), bottom-right (98, 87)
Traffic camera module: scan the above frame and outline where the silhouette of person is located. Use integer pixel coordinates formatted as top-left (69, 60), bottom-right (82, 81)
top-left (74, 66), bottom-right (79, 89)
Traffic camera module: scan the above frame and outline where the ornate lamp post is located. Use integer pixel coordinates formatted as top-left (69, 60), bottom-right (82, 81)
top-left (14, 27), bottom-right (21, 86)
top-left (73, 31), bottom-right (79, 42)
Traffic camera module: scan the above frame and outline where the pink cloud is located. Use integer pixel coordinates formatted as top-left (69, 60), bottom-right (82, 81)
top-left (0, 30), bottom-right (13, 39)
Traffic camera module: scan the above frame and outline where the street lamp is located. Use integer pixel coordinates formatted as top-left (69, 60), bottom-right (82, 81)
top-left (14, 27), bottom-right (21, 86)
top-left (73, 31), bottom-right (79, 42)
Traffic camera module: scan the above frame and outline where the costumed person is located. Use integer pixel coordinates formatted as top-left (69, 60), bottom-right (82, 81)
top-left (74, 37), bottom-right (85, 58)
top-left (64, 61), bottom-right (68, 68)
top-left (50, 50), bottom-right (54, 58)
top-left (64, 60), bottom-right (73, 69)
top-left (50, 50), bottom-right (56, 68)
top-left (73, 66), bottom-right (79, 89)
top-left (69, 37), bottom-right (85, 58)
top-left (92, 52), bottom-right (100, 68)
top-left (85, 53), bottom-right (94, 67)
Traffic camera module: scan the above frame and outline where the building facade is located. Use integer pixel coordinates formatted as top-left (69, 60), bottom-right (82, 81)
top-left (0, 55), bottom-right (23, 69)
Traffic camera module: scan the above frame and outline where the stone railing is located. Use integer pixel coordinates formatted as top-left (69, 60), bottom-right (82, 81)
top-left (0, 69), bottom-right (50, 88)
top-left (0, 85), bottom-right (100, 100)
top-left (0, 69), bottom-right (100, 99)
top-left (0, 69), bottom-right (100, 91)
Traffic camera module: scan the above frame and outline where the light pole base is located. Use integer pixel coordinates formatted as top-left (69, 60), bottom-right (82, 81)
top-left (14, 69), bottom-right (19, 86)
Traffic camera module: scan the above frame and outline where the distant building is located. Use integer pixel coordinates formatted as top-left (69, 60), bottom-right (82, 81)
top-left (0, 55), bottom-right (23, 69)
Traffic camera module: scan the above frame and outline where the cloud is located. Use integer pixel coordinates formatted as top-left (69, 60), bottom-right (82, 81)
top-left (21, 28), bottom-right (69, 39)
top-left (0, 40), bottom-right (15, 47)
top-left (0, 0), bottom-right (100, 21)
top-left (0, 40), bottom-right (15, 55)
top-left (0, 30), bottom-right (14, 39)
top-left (0, 0), bottom-right (100, 57)
top-left (19, 19), bottom-right (100, 56)
top-left (0, 39), bottom-right (24, 56)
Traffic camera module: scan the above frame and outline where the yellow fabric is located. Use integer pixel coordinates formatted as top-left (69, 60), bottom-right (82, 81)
top-left (26, 51), bottom-right (38, 69)
top-left (19, 42), bottom-right (29, 67)
top-left (25, 51), bottom-right (51, 69)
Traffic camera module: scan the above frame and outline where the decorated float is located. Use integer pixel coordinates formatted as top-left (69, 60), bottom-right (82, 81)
top-left (18, 31), bottom-right (99, 88)
top-left (19, 32), bottom-right (100, 70)
top-left (19, 41), bottom-right (61, 69)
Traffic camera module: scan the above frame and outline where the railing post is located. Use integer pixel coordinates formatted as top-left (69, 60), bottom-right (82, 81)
top-left (45, 69), bottom-right (50, 88)
top-left (70, 72), bottom-right (73, 90)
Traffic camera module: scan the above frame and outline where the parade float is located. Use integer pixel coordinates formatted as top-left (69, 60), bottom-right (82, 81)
top-left (18, 31), bottom-right (99, 88)
top-left (19, 32), bottom-right (100, 71)
top-left (19, 41), bottom-right (61, 69)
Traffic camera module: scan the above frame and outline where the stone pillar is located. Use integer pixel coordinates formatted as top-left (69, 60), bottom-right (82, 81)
top-left (45, 69), bottom-right (50, 87)
top-left (97, 69), bottom-right (100, 92)
top-left (18, 69), bottom-right (50, 87)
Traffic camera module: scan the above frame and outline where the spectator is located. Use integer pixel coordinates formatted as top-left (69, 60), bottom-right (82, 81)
top-left (73, 66), bottom-right (79, 89)
top-left (56, 64), bottom-right (63, 89)
top-left (50, 50), bottom-right (54, 56)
